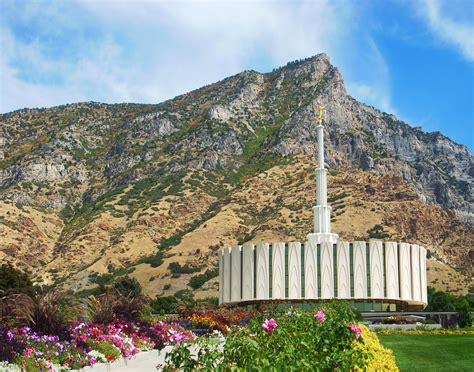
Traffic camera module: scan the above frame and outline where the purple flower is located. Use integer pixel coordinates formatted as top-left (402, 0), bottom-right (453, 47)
top-left (6, 330), bottom-right (14, 341)
top-left (262, 318), bottom-right (278, 334)
top-left (315, 309), bottom-right (326, 323)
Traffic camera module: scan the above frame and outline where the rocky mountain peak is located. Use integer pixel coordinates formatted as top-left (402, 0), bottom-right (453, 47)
top-left (0, 53), bottom-right (472, 297)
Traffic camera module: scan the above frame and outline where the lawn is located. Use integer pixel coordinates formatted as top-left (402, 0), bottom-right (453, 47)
top-left (378, 334), bottom-right (474, 372)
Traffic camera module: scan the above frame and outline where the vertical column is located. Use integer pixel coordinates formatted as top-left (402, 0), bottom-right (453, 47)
top-left (337, 241), bottom-right (350, 298)
top-left (288, 242), bottom-right (302, 299)
top-left (272, 242), bottom-right (285, 299)
top-left (256, 243), bottom-right (270, 300)
top-left (385, 242), bottom-right (399, 300)
top-left (241, 243), bottom-right (255, 301)
top-left (353, 241), bottom-right (367, 298)
top-left (219, 248), bottom-right (224, 304)
top-left (305, 241), bottom-right (318, 298)
top-left (320, 242), bottom-right (334, 298)
top-left (420, 246), bottom-right (428, 305)
top-left (369, 241), bottom-right (384, 298)
top-left (399, 242), bottom-right (412, 301)
top-left (223, 247), bottom-right (232, 303)
top-left (231, 246), bottom-right (242, 303)
top-left (411, 244), bottom-right (421, 302)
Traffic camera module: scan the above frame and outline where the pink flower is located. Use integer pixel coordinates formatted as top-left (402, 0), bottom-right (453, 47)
top-left (173, 333), bottom-right (184, 343)
top-left (24, 348), bottom-right (34, 357)
top-left (315, 309), bottom-right (326, 323)
top-left (262, 318), bottom-right (278, 334)
top-left (348, 323), bottom-right (362, 340)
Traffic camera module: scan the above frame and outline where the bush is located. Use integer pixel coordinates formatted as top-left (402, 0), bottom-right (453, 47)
top-left (188, 269), bottom-right (218, 289)
top-left (150, 295), bottom-right (179, 314)
top-left (223, 302), bottom-right (371, 370)
top-left (355, 324), bottom-right (398, 371)
top-left (367, 224), bottom-right (391, 239)
top-left (138, 251), bottom-right (164, 268)
top-left (0, 264), bottom-right (33, 294)
top-left (168, 262), bottom-right (200, 276)
top-left (164, 302), bottom-right (372, 370)
top-left (113, 276), bottom-right (142, 297)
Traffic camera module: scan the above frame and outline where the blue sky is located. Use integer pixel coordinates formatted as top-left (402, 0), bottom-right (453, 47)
top-left (1, 0), bottom-right (473, 151)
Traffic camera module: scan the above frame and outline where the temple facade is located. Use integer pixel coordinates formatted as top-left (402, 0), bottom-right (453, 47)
top-left (218, 106), bottom-right (428, 311)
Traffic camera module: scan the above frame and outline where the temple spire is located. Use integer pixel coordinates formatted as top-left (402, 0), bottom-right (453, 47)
top-left (307, 104), bottom-right (339, 244)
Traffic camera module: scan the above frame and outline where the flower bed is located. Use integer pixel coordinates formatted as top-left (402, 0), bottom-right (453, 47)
top-left (1, 321), bottom-right (195, 371)
top-left (369, 323), bottom-right (442, 331)
top-left (161, 302), bottom-right (375, 370)
top-left (0, 302), bottom-right (410, 371)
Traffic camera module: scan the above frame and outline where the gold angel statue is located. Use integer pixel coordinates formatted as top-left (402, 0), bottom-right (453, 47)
top-left (317, 105), bottom-right (325, 126)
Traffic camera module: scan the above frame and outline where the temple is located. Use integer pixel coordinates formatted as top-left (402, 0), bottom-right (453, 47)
top-left (218, 105), bottom-right (428, 311)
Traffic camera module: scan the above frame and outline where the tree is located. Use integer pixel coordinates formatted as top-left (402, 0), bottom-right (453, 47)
top-left (0, 264), bottom-right (33, 293)
top-left (456, 298), bottom-right (473, 328)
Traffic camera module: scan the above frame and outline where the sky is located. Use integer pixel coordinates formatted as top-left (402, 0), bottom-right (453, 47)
top-left (1, 0), bottom-right (473, 151)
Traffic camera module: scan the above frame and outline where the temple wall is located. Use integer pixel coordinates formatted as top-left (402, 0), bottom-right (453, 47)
top-left (219, 240), bottom-right (428, 308)
top-left (241, 243), bottom-right (255, 301)
top-left (272, 243), bottom-right (285, 299)
top-left (337, 241), bottom-right (350, 299)
top-left (256, 243), bottom-right (269, 300)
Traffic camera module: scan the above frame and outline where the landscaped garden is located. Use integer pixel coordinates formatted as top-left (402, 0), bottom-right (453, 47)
top-left (1, 264), bottom-right (473, 371)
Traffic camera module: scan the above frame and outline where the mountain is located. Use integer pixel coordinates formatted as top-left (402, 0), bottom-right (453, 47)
top-left (0, 54), bottom-right (472, 297)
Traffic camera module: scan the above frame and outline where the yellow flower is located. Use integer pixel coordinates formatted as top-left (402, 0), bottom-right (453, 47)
top-left (355, 324), bottom-right (399, 371)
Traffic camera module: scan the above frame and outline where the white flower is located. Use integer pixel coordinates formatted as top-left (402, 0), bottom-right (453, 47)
top-left (210, 330), bottom-right (224, 338)
top-left (88, 350), bottom-right (108, 363)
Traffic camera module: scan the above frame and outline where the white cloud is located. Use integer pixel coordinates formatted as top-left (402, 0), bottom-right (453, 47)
top-left (420, 0), bottom-right (474, 61)
top-left (0, 0), bottom-right (397, 118)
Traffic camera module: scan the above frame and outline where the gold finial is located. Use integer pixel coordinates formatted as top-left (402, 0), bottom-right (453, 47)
top-left (317, 105), bottom-right (325, 127)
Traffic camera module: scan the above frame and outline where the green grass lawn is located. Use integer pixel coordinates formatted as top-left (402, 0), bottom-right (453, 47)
top-left (378, 334), bottom-right (474, 372)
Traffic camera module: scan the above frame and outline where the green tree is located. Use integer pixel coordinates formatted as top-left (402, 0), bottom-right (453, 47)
top-left (0, 264), bottom-right (33, 293)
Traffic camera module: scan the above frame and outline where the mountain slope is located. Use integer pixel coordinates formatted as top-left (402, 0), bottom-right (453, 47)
top-left (0, 54), bottom-right (472, 296)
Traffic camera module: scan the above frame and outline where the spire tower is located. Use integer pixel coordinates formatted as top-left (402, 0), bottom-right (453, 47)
top-left (307, 105), bottom-right (339, 244)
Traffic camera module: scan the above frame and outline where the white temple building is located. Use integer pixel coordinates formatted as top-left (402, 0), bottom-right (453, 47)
top-left (219, 106), bottom-right (428, 311)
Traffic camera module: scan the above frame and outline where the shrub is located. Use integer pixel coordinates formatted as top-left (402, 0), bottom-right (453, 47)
top-left (367, 224), bottom-right (391, 239)
top-left (168, 262), bottom-right (200, 276)
top-left (161, 337), bottom-right (222, 371)
top-left (0, 264), bottom-right (33, 294)
top-left (138, 251), bottom-right (164, 268)
top-left (165, 302), bottom-right (372, 370)
top-left (150, 295), bottom-right (179, 314)
top-left (188, 269), bottom-right (218, 289)
top-left (355, 324), bottom-right (398, 371)
top-left (222, 302), bottom-right (371, 370)
top-left (113, 276), bottom-right (142, 297)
